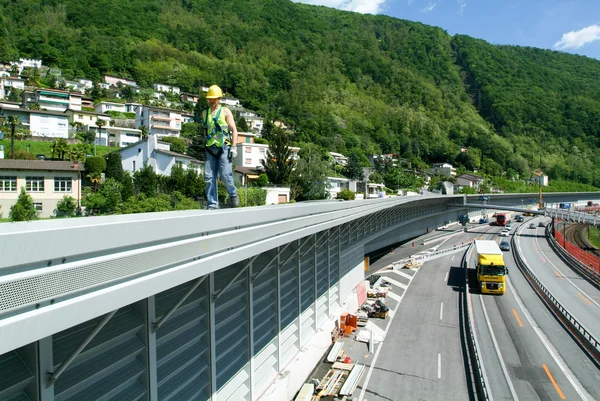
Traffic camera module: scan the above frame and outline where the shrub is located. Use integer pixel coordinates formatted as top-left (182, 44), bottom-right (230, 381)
top-left (10, 188), bottom-right (37, 221)
top-left (336, 189), bottom-right (355, 200)
top-left (55, 195), bottom-right (77, 217)
top-left (85, 156), bottom-right (106, 174)
top-left (255, 137), bottom-right (269, 144)
top-left (237, 187), bottom-right (267, 206)
top-left (257, 173), bottom-right (269, 187)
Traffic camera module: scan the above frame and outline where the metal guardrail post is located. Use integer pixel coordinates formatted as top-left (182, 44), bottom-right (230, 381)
top-left (512, 225), bottom-right (600, 367)
top-left (461, 244), bottom-right (492, 401)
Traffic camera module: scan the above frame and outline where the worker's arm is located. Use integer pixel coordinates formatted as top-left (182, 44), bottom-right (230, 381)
top-left (224, 108), bottom-right (238, 145)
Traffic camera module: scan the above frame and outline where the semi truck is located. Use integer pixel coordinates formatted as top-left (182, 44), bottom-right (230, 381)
top-left (474, 240), bottom-right (507, 295)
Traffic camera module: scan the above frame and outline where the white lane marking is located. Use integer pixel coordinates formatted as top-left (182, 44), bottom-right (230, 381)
top-left (386, 291), bottom-right (402, 302)
top-left (379, 276), bottom-right (407, 290)
top-left (438, 353), bottom-right (442, 378)
top-left (386, 270), bottom-right (414, 280)
top-left (480, 296), bottom-right (521, 401)
top-left (357, 267), bottom-right (422, 401)
top-left (440, 302), bottom-right (444, 320)
top-left (444, 272), bottom-right (449, 282)
top-left (531, 235), bottom-right (600, 310)
top-left (509, 276), bottom-right (592, 401)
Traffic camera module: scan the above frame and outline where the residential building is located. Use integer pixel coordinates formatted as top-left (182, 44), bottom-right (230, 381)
top-left (9, 58), bottom-right (42, 75)
top-left (238, 109), bottom-right (258, 119)
top-left (104, 75), bottom-right (137, 88)
top-left (0, 159), bottom-right (84, 218)
top-left (274, 119), bottom-right (291, 130)
top-left (78, 79), bottom-right (93, 91)
top-left (330, 152), bottom-right (349, 167)
top-left (153, 83), bottom-right (180, 94)
top-left (81, 97), bottom-right (94, 110)
top-left (63, 109), bottom-right (111, 143)
top-left (236, 132), bottom-right (258, 145)
top-left (0, 77), bottom-right (25, 99)
top-left (181, 93), bottom-right (200, 104)
top-left (181, 112), bottom-right (195, 124)
top-left (233, 143), bottom-right (300, 169)
top-left (0, 105), bottom-right (69, 139)
top-left (98, 83), bottom-right (111, 90)
top-left (426, 163), bottom-right (456, 179)
top-left (327, 176), bottom-right (350, 199)
top-left (105, 126), bottom-right (143, 148)
top-left (456, 173), bottom-right (483, 190)
top-left (94, 102), bottom-right (126, 114)
top-left (22, 89), bottom-right (82, 112)
top-left (135, 105), bottom-right (182, 138)
top-left (220, 97), bottom-right (240, 108)
top-left (125, 103), bottom-right (142, 113)
top-left (119, 135), bottom-right (202, 176)
top-left (245, 115), bottom-right (264, 133)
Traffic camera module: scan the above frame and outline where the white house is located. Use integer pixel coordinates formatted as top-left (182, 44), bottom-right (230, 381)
top-left (104, 75), bottom-right (137, 88)
top-left (456, 173), bottom-right (483, 190)
top-left (0, 105), bottom-right (69, 139)
top-left (426, 163), bottom-right (456, 179)
top-left (0, 77), bottom-right (25, 99)
top-left (327, 176), bottom-right (350, 199)
top-left (153, 83), bottom-right (181, 94)
top-left (0, 159), bottom-right (84, 218)
top-left (95, 102), bottom-right (127, 114)
top-left (233, 142), bottom-right (300, 169)
top-left (22, 89), bottom-right (82, 112)
top-left (119, 135), bottom-right (202, 176)
top-left (135, 105), bottom-right (182, 138)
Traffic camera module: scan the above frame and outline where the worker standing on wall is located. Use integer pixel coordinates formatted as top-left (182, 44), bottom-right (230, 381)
top-left (201, 85), bottom-right (239, 209)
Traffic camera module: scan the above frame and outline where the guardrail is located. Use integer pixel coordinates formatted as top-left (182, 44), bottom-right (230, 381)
top-left (546, 222), bottom-right (600, 289)
top-left (462, 244), bottom-right (492, 401)
top-left (384, 242), bottom-right (472, 270)
top-left (512, 226), bottom-right (600, 366)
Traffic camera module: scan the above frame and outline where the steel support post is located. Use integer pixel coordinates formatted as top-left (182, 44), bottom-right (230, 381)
top-left (145, 297), bottom-right (158, 401)
top-left (297, 239), bottom-right (302, 349)
top-left (47, 309), bottom-right (117, 388)
top-left (313, 233), bottom-right (318, 333)
top-left (38, 336), bottom-right (54, 401)
top-left (254, 241), bottom-right (294, 282)
top-left (248, 261), bottom-right (254, 401)
top-left (209, 273), bottom-right (217, 401)
top-left (276, 249), bottom-right (282, 372)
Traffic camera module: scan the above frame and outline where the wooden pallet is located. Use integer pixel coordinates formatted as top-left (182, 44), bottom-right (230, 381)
top-left (317, 368), bottom-right (349, 396)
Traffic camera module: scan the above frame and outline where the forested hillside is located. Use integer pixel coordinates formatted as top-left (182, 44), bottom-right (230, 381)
top-left (1, 0), bottom-right (599, 185)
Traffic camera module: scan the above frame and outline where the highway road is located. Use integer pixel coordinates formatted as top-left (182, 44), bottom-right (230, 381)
top-left (358, 226), bottom-right (492, 401)
top-left (470, 219), bottom-right (600, 401)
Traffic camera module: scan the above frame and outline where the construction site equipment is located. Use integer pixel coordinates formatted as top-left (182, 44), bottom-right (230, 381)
top-left (327, 341), bottom-right (345, 363)
top-left (339, 364), bottom-right (366, 396)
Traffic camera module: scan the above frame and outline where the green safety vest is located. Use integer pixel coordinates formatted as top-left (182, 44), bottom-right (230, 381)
top-left (204, 106), bottom-right (231, 148)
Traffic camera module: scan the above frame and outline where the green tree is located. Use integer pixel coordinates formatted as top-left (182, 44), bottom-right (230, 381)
top-left (50, 138), bottom-right (69, 160)
top-left (7, 88), bottom-right (20, 102)
top-left (105, 153), bottom-right (124, 181)
top-left (337, 189), bottom-right (355, 200)
top-left (55, 195), bottom-right (77, 217)
top-left (4, 116), bottom-right (22, 159)
top-left (160, 136), bottom-right (187, 154)
top-left (96, 119), bottom-right (107, 154)
top-left (10, 188), bottom-right (37, 221)
top-left (120, 171), bottom-right (135, 201)
top-left (236, 115), bottom-right (249, 132)
top-left (343, 152), bottom-right (364, 180)
top-left (261, 127), bottom-right (294, 185)
top-left (257, 173), bottom-right (269, 187)
top-left (85, 156), bottom-right (107, 175)
top-left (139, 125), bottom-right (149, 139)
top-left (133, 164), bottom-right (158, 197)
top-left (290, 144), bottom-right (329, 201)
top-left (180, 122), bottom-right (202, 139)
top-left (260, 119), bottom-right (274, 141)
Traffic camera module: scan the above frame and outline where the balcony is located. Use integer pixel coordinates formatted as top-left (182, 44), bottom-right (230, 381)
top-left (151, 115), bottom-right (171, 122)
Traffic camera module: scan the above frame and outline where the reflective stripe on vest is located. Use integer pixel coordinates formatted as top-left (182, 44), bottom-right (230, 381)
top-left (205, 106), bottom-right (230, 148)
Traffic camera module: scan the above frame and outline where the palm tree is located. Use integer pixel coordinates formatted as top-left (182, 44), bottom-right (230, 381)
top-left (95, 119), bottom-right (107, 155)
top-left (87, 172), bottom-right (102, 192)
top-left (140, 124), bottom-right (148, 139)
top-left (6, 116), bottom-right (22, 159)
top-left (55, 138), bottom-right (69, 160)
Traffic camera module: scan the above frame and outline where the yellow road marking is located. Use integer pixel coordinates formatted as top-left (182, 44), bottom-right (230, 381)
top-left (553, 271), bottom-right (564, 280)
top-left (578, 292), bottom-right (592, 305)
top-left (542, 364), bottom-right (566, 399)
top-left (512, 309), bottom-right (523, 327)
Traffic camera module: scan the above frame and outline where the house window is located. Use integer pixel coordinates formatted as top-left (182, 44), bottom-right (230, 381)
top-left (26, 176), bottom-right (45, 192)
top-left (33, 203), bottom-right (42, 214)
top-left (133, 161), bottom-right (136, 171)
top-left (0, 176), bottom-right (17, 192)
top-left (54, 177), bottom-right (72, 192)
top-left (245, 137), bottom-right (251, 143)
top-left (175, 161), bottom-right (183, 168)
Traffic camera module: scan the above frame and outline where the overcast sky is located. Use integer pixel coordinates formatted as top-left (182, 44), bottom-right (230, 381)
top-left (292, 0), bottom-right (600, 60)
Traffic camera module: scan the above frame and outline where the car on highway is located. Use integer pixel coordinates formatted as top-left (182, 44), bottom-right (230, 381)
top-left (538, 221), bottom-right (547, 227)
top-left (506, 223), bottom-right (512, 229)
top-left (529, 223), bottom-right (536, 229)
top-left (499, 230), bottom-right (509, 237)
top-left (515, 215), bottom-right (524, 222)
top-left (499, 241), bottom-right (510, 251)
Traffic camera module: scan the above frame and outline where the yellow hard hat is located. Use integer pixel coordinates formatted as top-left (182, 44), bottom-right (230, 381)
top-left (206, 85), bottom-right (223, 99)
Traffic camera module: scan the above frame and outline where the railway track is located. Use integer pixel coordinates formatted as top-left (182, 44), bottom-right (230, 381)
top-left (564, 222), bottom-right (600, 257)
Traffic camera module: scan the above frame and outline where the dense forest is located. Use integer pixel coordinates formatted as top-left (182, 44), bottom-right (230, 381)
top-left (1, 0), bottom-right (599, 186)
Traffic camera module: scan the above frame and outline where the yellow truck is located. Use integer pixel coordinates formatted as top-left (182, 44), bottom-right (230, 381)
top-left (474, 240), bottom-right (507, 295)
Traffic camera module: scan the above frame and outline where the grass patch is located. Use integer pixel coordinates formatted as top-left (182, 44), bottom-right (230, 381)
top-left (0, 139), bottom-right (110, 158)
top-left (586, 225), bottom-right (600, 248)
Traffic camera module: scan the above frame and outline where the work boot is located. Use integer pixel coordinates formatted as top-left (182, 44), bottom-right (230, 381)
top-left (229, 195), bottom-right (240, 208)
